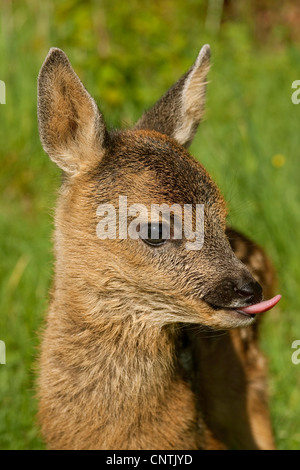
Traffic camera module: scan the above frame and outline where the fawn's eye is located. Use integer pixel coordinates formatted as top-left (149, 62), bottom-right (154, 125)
top-left (139, 222), bottom-right (169, 246)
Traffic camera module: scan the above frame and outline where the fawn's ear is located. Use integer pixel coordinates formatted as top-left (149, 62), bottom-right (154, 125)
top-left (38, 48), bottom-right (107, 175)
top-left (134, 45), bottom-right (210, 148)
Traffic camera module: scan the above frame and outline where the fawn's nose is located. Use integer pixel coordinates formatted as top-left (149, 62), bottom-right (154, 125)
top-left (234, 279), bottom-right (263, 305)
top-left (203, 276), bottom-right (263, 309)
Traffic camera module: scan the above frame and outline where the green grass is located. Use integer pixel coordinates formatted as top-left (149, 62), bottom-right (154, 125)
top-left (0, 0), bottom-right (300, 450)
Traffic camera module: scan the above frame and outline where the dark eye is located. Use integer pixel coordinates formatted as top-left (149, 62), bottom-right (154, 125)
top-left (139, 222), bottom-right (169, 246)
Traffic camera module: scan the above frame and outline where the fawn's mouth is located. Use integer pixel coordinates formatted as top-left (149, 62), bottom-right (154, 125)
top-left (209, 295), bottom-right (282, 318)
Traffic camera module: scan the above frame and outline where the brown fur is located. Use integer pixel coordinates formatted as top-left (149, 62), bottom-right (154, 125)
top-left (37, 46), bottom-right (276, 449)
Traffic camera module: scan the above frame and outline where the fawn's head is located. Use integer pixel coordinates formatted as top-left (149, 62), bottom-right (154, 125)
top-left (38, 46), bottom-right (265, 330)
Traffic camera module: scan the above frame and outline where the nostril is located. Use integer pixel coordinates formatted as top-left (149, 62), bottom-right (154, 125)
top-left (235, 281), bottom-right (263, 304)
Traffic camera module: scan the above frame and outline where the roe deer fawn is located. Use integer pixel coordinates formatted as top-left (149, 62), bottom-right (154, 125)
top-left (37, 45), bottom-right (281, 450)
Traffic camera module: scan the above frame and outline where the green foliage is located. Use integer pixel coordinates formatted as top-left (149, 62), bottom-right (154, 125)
top-left (0, 0), bottom-right (299, 450)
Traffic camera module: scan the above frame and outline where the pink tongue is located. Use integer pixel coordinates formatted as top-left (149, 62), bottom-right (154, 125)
top-left (237, 294), bottom-right (282, 314)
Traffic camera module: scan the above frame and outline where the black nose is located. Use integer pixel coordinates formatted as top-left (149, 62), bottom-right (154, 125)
top-left (203, 276), bottom-right (263, 309)
top-left (234, 280), bottom-right (263, 305)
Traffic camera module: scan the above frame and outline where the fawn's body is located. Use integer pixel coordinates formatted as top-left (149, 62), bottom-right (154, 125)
top-left (37, 46), bottom-right (278, 449)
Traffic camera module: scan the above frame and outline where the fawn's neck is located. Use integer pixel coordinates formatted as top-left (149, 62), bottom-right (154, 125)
top-left (52, 279), bottom-right (180, 398)
top-left (42, 269), bottom-right (199, 449)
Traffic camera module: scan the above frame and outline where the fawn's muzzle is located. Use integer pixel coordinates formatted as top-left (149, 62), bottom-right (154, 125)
top-left (203, 276), bottom-right (263, 310)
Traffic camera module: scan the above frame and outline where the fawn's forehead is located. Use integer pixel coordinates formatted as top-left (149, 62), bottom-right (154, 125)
top-left (93, 130), bottom-right (225, 207)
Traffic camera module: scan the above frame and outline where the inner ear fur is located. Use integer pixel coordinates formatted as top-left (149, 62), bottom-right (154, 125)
top-left (38, 48), bottom-right (107, 175)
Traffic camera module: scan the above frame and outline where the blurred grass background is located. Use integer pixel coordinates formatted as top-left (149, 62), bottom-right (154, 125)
top-left (0, 0), bottom-right (300, 449)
